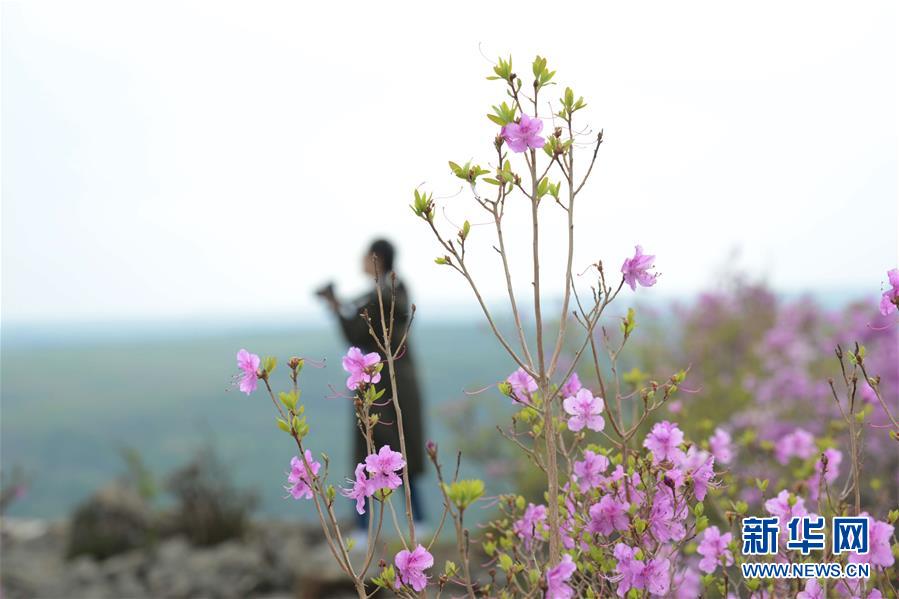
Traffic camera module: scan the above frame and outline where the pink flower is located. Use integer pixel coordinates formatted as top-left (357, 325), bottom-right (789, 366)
top-left (340, 463), bottom-right (372, 515)
top-left (648, 488), bottom-right (687, 542)
top-left (764, 489), bottom-right (807, 528)
top-left (236, 349), bottom-right (260, 395)
top-left (513, 503), bottom-right (549, 549)
top-left (559, 373), bottom-right (582, 398)
top-left (615, 544), bottom-right (670, 597)
top-left (797, 578), bottom-right (824, 599)
top-left (879, 268), bottom-right (899, 315)
top-left (774, 428), bottom-right (815, 465)
top-left (680, 446), bottom-right (715, 501)
top-left (287, 450), bottom-right (321, 500)
top-left (849, 515), bottom-right (894, 568)
top-left (507, 367), bottom-right (538, 403)
top-left (394, 544), bottom-right (433, 592)
top-left (588, 495), bottom-right (630, 535)
top-left (709, 428), bottom-right (734, 464)
top-left (697, 525), bottom-right (734, 573)
top-left (643, 421), bottom-right (685, 464)
top-left (563, 388), bottom-right (605, 432)
top-left (501, 113), bottom-right (545, 152)
top-left (573, 450), bottom-right (609, 490)
top-left (364, 445), bottom-right (406, 492)
top-left (621, 245), bottom-right (658, 291)
top-left (545, 553), bottom-right (577, 599)
top-left (342, 347), bottom-right (382, 390)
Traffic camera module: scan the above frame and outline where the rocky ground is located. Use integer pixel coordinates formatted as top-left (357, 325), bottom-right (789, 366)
top-left (0, 518), bottom-right (372, 599)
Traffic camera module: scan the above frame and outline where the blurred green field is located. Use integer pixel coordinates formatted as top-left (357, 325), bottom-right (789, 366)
top-left (1, 320), bottom-right (513, 522)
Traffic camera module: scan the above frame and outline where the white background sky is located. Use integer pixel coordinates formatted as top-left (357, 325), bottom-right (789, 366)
top-left (2, 1), bottom-right (897, 325)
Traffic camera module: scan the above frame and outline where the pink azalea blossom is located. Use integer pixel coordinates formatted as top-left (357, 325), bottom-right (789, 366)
top-left (643, 421), bottom-right (685, 464)
top-left (545, 553), bottom-right (577, 599)
top-left (562, 388), bottom-right (605, 432)
top-left (501, 113), bottom-right (545, 152)
top-left (287, 450), bottom-right (321, 500)
top-left (774, 427), bottom-right (815, 465)
top-left (764, 489), bottom-right (807, 528)
top-left (507, 367), bottom-right (538, 403)
top-left (709, 427), bottom-right (734, 464)
top-left (879, 268), bottom-right (899, 315)
top-left (394, 544), bottom-right (433, 592)
top-left (614, 544), bottom-right (670, 597)
top-left (342, 346), bottom-right (382, 390)
top-left (797, 578), bottom-right (824, 599)
top-left (588, 495), bottom-right (630, 535)
top-left (621, 245), bottom-right (658, 291)
top-left (648, 488), bottom-right (687, 542)
top-left (559, 373), bottom-right (582, 398)
top-left (236, 349), bottom-right (260, 395)
top-left (573, 449), bottom-right (609, 490)
top-left (340, 463), bottom-right (372, 515)
top-left (848, 514), bottom-right (894, 568)
top-left (680, 446), bottom-right (715, 501)
top-left (697, 525), bottom-right (734, 573)
top-left (513, 503), bottom-right (549, 549)
top-left (364, 445), bottom-right (406, 491)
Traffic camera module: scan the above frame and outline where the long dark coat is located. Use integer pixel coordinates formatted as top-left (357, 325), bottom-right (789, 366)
top-left (336, 280), bottom-right (425, 476)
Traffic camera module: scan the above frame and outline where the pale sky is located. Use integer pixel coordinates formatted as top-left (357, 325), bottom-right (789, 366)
top-left (2, 1), bottom-right (897, 325)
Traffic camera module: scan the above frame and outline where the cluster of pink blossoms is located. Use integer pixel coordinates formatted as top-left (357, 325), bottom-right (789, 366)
top-left (697, 525), bottom-right (734, 573)
top-left (341, 346), bottom-right (382, 390)
top-left (512, 503), bottom-right (549, 550)
top-left (544, 554), bottom-right (577, 599)
top-left (506, 367), bottom-right (538, 403)
top-left (614, 543), bottom-right (670, 596)
top-left (340, 445), bottom-right (406, 514)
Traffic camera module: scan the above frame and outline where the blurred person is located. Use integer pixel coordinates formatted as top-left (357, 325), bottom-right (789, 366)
top-left (316, 239), bottom-right (426, 546)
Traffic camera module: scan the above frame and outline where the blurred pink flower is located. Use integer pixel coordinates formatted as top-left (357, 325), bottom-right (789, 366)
top-left (797, 578), bottom-right (824, 599)
top-left (287, 450), bottom-right (320, 500)
top-left (680, 446), bottom-right (715, 500)
top-left (559, 373), bottom-right (582, 398)
top-left (545, 553), bottom-right (577, 599)
top-left (709, 427), bottom-right (734, 464)
top-left (648, 488), bottom-right (687, 542)
top-left (672, 569), bottom-right (700, 599)
top-left (621, 245), bottom-right (658, 291)
top-left (501, 113), bottom-right (545, 152)
top-left (364, 445), bottom-right (405, 491)
top-left (562, 388), bottom-right (605, 432)
top-left (774, 428), bottom-right (815, 465)
top-left (394, 544), bottom-right (433, 592)
top-left (342, 346), bottom-right (381, 390)
top-left (879, 268), bottom-right (899, 315)
top-left (507, 367), bottom-right (538, 403)
top-left (697, 525), bottom-right (734, 573)
top-left (807, 448), bottom-right (842, 501)
top-left (643, 421), bottom-right (685, 464)
top-left (236, 349), bottom-right (260, 395)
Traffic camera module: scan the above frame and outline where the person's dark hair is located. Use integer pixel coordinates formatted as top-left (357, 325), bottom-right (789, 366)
top-left (369, 238), bottom-right (395, 272)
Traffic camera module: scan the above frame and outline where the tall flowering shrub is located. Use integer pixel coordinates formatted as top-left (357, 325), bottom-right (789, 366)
top-left (232, 56), bottom-right (898, 598)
